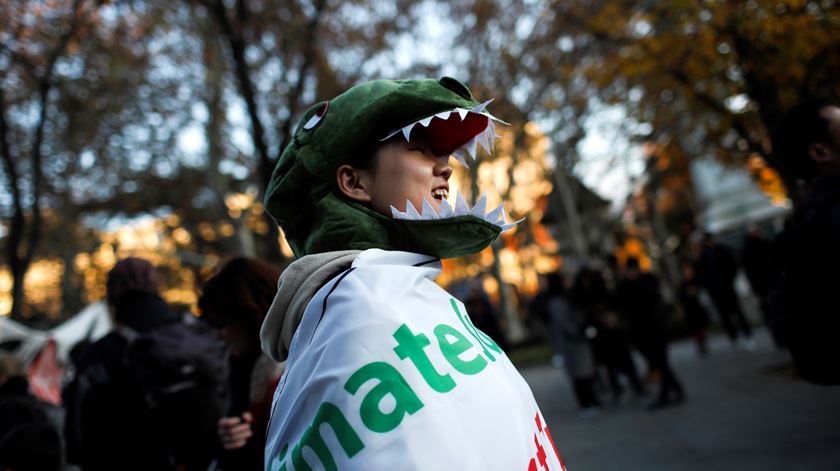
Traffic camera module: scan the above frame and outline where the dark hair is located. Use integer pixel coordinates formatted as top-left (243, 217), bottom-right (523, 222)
top-left (772, 99), bottom-right (837, 180)
top-left (198, 257), bottom-right (281, 332)
top-left (106, 257), bottom-right (160, 305)
top-left (343, 130), bottom-right (421, 173)
top-left (344, 143), bottom-right (380, 171)
top-left (0, 397), bottom-right (62, 471)
top-left (545, 273), bottom-right (565, 296)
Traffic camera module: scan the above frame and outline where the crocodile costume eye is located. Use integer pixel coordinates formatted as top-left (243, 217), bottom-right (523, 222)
top-left (303, 101), bottom-right (330, 130)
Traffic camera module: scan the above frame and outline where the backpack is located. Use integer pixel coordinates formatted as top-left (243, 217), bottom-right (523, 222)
top-left (119, 319), bottom-right (229, 469)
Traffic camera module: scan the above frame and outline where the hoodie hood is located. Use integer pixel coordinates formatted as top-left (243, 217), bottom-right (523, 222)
top-left (260, 250), bottom-right (361, 362)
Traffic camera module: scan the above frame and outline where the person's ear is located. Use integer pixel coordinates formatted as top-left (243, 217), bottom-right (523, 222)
top-left (808, 142), bottom-right (838, 164)
top-left (336, 164), bottom-right (373, 203)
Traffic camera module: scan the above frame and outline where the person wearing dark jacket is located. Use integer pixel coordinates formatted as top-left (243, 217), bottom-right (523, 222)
top-left (199, 257), bottom-right (285, 471)
top-left (0, 353), bottom-right (63, 471)
top-left (615, 258), bottom-right (685, 409)
top-left (63, 257), bottom-right (225, 471)
top-left (770, 99), bottom-right (840, 385)
top-left (695, 233), bottom-right (753, 346)
top-left (741, 228), bottom-right (784, 347)
top-left (678, 264), bottom-right (710, 356)
top-left (573, 267), bottom-right (644, 402)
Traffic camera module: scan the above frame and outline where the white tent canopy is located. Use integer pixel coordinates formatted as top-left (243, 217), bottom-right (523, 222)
top-left (0, 301), bottom-right (113, 365)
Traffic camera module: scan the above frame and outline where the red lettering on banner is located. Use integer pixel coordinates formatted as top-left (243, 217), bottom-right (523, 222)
top-left (544, 425), bottom-right (565, 470)
top-left (534, 434), bottom-right (548, 470)
top-left (525, 411), bottom-right (567, 471)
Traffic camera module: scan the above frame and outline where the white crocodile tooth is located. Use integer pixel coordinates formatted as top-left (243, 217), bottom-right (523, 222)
top-left (470, 98), bottom-right (494, 113)
top-left (500, 217), bottom-right (526, 232)
top-left (457, 108), bottom-right (469, 121)
top-left (471, 193), bottom-right (487, 217)
top-left (390, 205), bottom-right (407, 219)
top-left (485, 204), bottom-right (504, 224)
top-left (435, 110), bottom-right (452, 120)
top-left (404, 200), bottom-right (421, 220)
top-left (496, 208), bottom-right (508, 225)
top-left (438, 198), bottom-right (454, 218)
top-left (381, 129), bottom-right (401, 141)
top-left (455, 192), bottom-right (471, 216)
top-left (485, 112), bottom-right (510, 125)
top-left (421, 197), bottom-right (439, 220)
top-left (418, 116), bottom-right (433, 127)
top-left (402, 123), bottom-right (415, 142)
top-left (477, 127), bottom-right (492, 155)
top-left (465, 137), bottom-right (478, 159)
top-left (452, 150), bottom-right (469, 168)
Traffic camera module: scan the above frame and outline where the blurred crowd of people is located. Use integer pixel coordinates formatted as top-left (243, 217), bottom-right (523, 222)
top-left (1, 256), bottom-right (285, 471)
top-left (527, 255), bottom-right (684, 416)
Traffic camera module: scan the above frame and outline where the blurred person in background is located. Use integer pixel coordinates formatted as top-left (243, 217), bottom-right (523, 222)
top-left (544, 273), bottom-right (600, 417)
top-left (573, 267), bottom-right (644, 404)
top-left (63, 257), bottom-right (227, 471)
top-left (695, 233), bottom-right (754, 348)
top-left (741, 228), bottom-right (784, 348)
top-left (771, 99), bottom-right (840, 386)
top-left (0, 352), bottom-right (63, 471)
top-left (198, 257), bottom-right (285, 471)
top-left (463, 280), bottom-right (507, 352)
top-left (615, 258), bottom-right (685, 410)
top-left (678, 264), bottom-right (710, 356)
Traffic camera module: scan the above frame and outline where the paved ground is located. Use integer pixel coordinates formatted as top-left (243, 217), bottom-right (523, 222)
top-left (520, 328), bottom-right (840, 471)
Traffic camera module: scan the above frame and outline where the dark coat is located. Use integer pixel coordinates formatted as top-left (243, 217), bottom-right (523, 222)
top-left (615, 273), bottom-right (668, 346)
top-left (771, 175), bottom-right (840, 385)
top-left (742, 233), bottom-right (774, 296)
top-left (678, 281), bottom-right (710, 332)
top-left (63, 292), bottom-right (220, 471)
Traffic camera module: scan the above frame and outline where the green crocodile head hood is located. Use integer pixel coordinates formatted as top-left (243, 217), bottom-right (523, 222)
top-left (264, 77), bottom-right (520, 259)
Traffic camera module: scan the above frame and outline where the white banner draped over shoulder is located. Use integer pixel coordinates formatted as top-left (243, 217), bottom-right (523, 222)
top-left (265, 250), bottom-right (567, 471)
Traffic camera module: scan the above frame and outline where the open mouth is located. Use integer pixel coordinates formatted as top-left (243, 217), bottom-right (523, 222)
top-left (432, 188), bottom-right (449, 200)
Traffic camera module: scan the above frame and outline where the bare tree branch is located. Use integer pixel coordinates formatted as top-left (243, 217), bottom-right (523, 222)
top-left (275, 0), bottom-right (328, 166)
top-left (205, 0), bottom-right (272, 188)
top-left (25, 0), bottom-right (87, 267)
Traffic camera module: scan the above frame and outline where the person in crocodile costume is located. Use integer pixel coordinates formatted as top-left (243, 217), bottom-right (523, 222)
top-left (259, 77), bottom-right (567, 470)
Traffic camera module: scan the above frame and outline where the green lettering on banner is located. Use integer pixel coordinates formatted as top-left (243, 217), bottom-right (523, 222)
top-left (271, 444), bottom-right (289, 471)
top-left (291, 402), bottom-right (365, 471)
top-left (434, 324), bottom-right (488, 375)
top-left (450, 299), bottom-right (502, 361)
top-left (393, 323), bottom-right (457, 393)
top-left (345, 361), bottom-right (424, 433)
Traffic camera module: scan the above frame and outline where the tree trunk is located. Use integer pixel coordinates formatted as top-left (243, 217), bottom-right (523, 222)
top-left (9, 262), bottom-right (26, 321)
top-left (552, 168), bottom-right (589, 262)
top-left (61, 250), bottom-right (85, 320)
top-left (1, 0), bottom-right (85, 320)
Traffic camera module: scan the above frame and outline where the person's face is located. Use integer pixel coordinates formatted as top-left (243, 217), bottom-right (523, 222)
top-left (338, 137), bottom-right (454, 216)
top-left (822, 106), bottom-right (840, 144)
top-left (813, 105), bottom-right (840, 176)
top-left (218, 322), bottom-right (257, 358)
